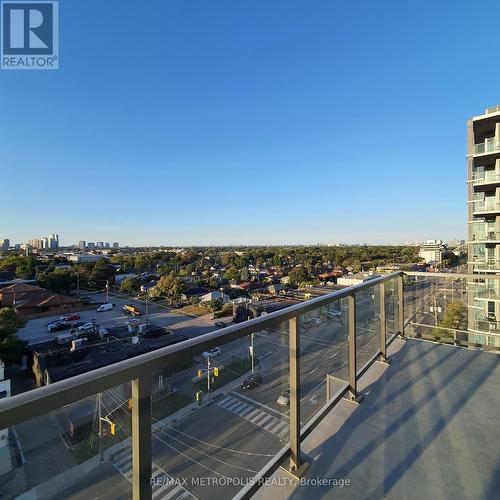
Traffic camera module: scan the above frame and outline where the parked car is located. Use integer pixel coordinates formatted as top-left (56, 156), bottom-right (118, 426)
top-left (97, 303), bottom-right (115, 312)
top-left (78, 322), bottom-right (94, 332)
top-left (327, 310), bottom-right (342, 319)
top-left (214, 321), bottom-right (227, 328)
top-left (202, 347), bottom-right (221, 359)
top-left (47, 321), bottom-right (70, 332)
top-left (276, 390), bottom-right (290, 406)
top-left (60, 314), bottom-right (81, 322)
top-left (241, 373), bottom-right (263, 391)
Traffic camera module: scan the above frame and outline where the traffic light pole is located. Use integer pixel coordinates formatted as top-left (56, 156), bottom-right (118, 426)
top-left (207, 356), bottom-right (211, 401)
top-left (250, 333), bottom-right (255, 374)
top-left (98, 392), bottom-right (103, 462)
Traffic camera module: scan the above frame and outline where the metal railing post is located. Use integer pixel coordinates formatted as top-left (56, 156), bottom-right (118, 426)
top-left (347, 294), bottom-right (363, 403)
top-left (287, 315), bottom-right (309, 477)
top-left (398, 274), bottom-right (405, 339)
top-left (378, 282), bottom-right (389, 364)
top-left (132, 376), bottom-right (152, 500)
top-left (288, 315), bottom-right (301, 472)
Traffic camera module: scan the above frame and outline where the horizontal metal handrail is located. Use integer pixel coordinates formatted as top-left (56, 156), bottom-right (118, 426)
top-left (472, 174), bottom-right (500, 184)
top-left (474, 140), bottom-right (500, 155)
top-left (0, 271), bottom-right (402, 429)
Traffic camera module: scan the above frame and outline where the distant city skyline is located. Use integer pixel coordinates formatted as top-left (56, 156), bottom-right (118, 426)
top-left (1, 1), bottom-right (497, 246)
top-left (0, 232), bottom-right (465, 248)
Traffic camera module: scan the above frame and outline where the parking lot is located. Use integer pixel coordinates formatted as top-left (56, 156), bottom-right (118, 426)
top-left (17, 292), bottom-right (217, 345)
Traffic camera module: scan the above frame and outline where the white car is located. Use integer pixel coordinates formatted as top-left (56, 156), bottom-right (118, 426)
top-left (202, 347), bottom-right (221, 359)
top-left (78, 322), bottom-right (94, 332)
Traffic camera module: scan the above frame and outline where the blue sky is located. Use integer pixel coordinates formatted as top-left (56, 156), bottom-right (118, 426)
top-left (1, 0), bottom-right (500, 246)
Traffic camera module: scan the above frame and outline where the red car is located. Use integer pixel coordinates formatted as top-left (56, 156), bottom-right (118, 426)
top-left (61, 314), bottom-right (81, 322)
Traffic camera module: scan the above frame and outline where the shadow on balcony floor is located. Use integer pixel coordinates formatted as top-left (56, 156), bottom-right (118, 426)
top-left (254, 339), bottom-right (500, 500)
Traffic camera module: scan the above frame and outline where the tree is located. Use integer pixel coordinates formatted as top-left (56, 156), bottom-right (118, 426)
top-left (223, 267), bottom-right (239, 282)
top-left (150, 275), bottom-right (186, 302)
top-left (288, 265), bottom-right (311, 286)
top-left (240, 267), bottom-right (250, 282)
top-left (38, 269), bottom-right (76, 292)
top-left (0, 308), bottom-right (25, 366)
top-left (435, 301), bottom-right (467, 339)
top-left (89, 258), bottom-right (115, 289)
top-left (119, 277), bottom-right (141, 294)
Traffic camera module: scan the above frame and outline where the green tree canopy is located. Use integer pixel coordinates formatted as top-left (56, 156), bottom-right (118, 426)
top-left (119, 276), bottom-right (141, 294)
top-left (150, 275), bottom-right (186, 302)
top-left (0, 308), bottom-right (25, 366)
top-left (288, 265), bottom-right (312, 286)
top-left (38, 269), bottom-right (76, 292)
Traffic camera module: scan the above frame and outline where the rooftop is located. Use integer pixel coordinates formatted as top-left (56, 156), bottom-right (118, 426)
top-left (255, 338), bottom-right (500, 499)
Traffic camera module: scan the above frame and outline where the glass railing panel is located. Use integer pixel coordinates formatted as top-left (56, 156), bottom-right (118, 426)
top-left (355, 284), bottom-right (381, 371)
top-left (150, 320), bottom-right (289, 499)
top-left (297, 297), bottom-right (349, 425)
top-left (404, 273), bottom-right (469, 345)
top-left (1, 383), bottom-right (132, 499)
top-left (385, 277), bottom-right (399, 338)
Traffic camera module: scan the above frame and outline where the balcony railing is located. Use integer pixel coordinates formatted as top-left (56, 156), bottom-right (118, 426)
top-left (0, 272), bottom-right (404, 500)
top-left (472, 200), bottom-right (500, 213)
top-left (474, 138), bottom-right (500, 155)
top-left (1, 271), bottom-right (500, 500)
top-left (471, 231), bottom-right (500, 242)
top-left (469, 319), bottom-right (500, 333)
top-left (473, 260), bottom-right (500, 271)
top-left (471, 172), bottom-right (500, 185)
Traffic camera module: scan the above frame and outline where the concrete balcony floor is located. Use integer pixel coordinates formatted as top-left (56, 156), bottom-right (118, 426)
top-left (254, 339), bottom-right (500, 500)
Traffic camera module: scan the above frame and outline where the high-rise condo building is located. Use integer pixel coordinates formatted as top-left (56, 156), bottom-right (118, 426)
top-left (467, 105), bottom-right (500, 347)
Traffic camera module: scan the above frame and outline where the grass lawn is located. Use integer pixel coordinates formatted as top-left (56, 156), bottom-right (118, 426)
top-left (152, 390), bottom-right (193, 420)
top-left (178, 304), bottom-right (212, 317)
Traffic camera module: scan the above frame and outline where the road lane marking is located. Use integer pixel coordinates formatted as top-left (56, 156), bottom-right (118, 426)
top-left (245, 409), bottom-right (260, 419)
top-left (231, 392), bottom-right (290, 419)
top-left (216, 396), bottom-right (289, 439)
top-left (263, 417), bottom-right (279, 430)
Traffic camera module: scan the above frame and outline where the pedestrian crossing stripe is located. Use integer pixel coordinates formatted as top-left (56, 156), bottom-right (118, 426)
top-left (110, 445), bottom-right (195, 499)
top-left (216, 395), bottom-right (289, 439)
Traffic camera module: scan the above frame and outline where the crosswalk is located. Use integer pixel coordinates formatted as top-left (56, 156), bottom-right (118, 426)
top-left (110, 445), bottom-right (194, 499)
top-left (216, 395), bottom-right (289, 440)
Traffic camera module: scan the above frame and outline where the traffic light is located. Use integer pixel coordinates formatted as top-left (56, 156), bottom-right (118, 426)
top-left (197, 369), bottom-right (203, 378)
top-left (213, 367), bottom-right (219, 377)
top-left (110, 422), bottom-right (116, 436)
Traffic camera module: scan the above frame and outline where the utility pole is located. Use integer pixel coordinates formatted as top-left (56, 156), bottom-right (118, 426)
top-left (98, 392), bottom-right (103, 462)
top-left (207, 356), bottom-right (211, 401)
top-left (105, 280), bottom-right (109, 303)
top-left (249, 334), bottom-right (255, 374)
top-left (145, 290), bottom-right (149, 325)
